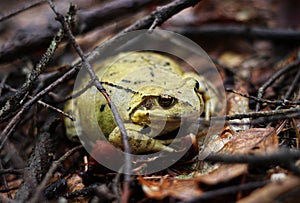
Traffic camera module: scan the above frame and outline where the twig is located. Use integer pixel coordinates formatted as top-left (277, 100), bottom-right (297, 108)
top-left (284, 68), bottom-right (300, 100)
top-left (226, 89), bottom-right (300, 105)
top-left (59, 79), bottom-right (94, 102)
top-left (0, 84), bottom-right (74, 120)
top-left (28, 145), bottom-right (83, 203)
top-left (0, 0), bottom-right (45, 22)
top-left (121, 0), bottom-right (201, 32)
top-left (204, 149), bottom-right (300, 175)
top-left (256, 58), bottom-right (300, 111)
top-left (213, 107), bottom-right (300, 121)
top-left (224, 112), bottom-right (300, 125)
top-left (0, 168), bottom-right (23, 175)
top-left (168, 24), bottom-right (300, 41)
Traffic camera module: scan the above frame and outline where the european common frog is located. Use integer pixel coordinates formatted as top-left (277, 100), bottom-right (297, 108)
top-left (65, 52), bottom-right (219, 154)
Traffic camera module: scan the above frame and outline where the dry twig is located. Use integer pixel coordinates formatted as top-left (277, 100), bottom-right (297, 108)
top-left (168, 24), bottom-right (300, 41)
top-left (0, 0), bottom-right (45, 22)
top-left (205, 149), bottom-right (300, 175)
top-left (227, 89), bottom-right (300, 105)
top-left (256, 58), bottom-right (300, 111)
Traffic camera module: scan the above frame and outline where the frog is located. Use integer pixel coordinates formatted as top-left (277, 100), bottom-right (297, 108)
top-left (64, 52), bottom-right (219, 154)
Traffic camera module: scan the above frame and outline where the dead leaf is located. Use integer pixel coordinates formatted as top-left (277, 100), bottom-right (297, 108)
top-left (67, 174), bottom-right (85, 193)
top-left (197, 127), bottom-right (278, 181)
top-left (139, 176), bottom-right (203, 200)
top-left (222, 127), bottom-right (278, 155)
top-left (195, 164), bottom-right (248, 185)
top-left (0, 178), bottom-right (22, 199)
top-left (198, 86), bottom-right (251, 159)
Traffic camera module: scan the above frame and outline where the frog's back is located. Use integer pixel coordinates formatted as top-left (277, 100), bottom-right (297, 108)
top-left (98, 52), bottom-right (183, 85)
top-left (98, 52), bottom-right (184, 104)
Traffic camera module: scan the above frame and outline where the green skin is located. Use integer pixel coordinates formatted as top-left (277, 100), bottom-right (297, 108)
top-left (65, 52), bottom-right (219, 154)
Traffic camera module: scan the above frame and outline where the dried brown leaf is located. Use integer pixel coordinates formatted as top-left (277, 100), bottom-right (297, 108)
top-left (66, 174), bottom-right (85, 193)
top-left (139, 176), bottom-right (203, 200)
top-left (195, 164), bottom-right (248, 185)
top-left (222, 127), bottom-right (278, 155)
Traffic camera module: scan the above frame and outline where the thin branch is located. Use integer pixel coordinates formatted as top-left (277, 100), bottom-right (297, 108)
top-left (59, 79), bottom-right (94, 103)
top-left (204, 149), bottom-right (300, 175)
top-left (224, 112), bottom-right (300, 125)
top-left (226, 89), bottom-right (300, 105)
top-left (0, 168), bottom-right (23, 175)
top-left (0, 84), bottom-right (74, 120)
top-left (121, 0), bottom-right (201, 32)
top-left (256, 58), bottom-right (300, 111)
top-left (224, 107), bottom-right (300, 120)
top-left (0, 0), bottom-right (45, 22)
top-left (284, 68), bottom-right (300, 100)
top-left (168, 24), bottom-right (300, 41)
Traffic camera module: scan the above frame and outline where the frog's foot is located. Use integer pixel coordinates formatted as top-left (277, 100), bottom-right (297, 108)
top-left (108, 123), bottom-right (176, 154)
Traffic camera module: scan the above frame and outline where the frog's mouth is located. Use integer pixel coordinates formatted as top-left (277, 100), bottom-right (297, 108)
top-left (129, 94), bottom-right (201, 134)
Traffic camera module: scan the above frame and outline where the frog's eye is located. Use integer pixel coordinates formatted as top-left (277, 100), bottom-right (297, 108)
top-left (194, 80), bottom-right (199, 91)
top-left (157, 94), bottom-right (175, 108)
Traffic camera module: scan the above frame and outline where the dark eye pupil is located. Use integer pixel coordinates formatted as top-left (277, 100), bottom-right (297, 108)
top-left (194, 80), bottom-right (199, 91)
top-left (158, 95), bottom-right (175, 108)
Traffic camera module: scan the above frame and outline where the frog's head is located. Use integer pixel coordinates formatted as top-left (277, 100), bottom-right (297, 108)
top-left (128, 78), bottom-right (204, 134)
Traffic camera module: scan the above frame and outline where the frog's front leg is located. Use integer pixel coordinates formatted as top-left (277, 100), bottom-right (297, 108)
top-left (108, 123), bottom-right (175, 154)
